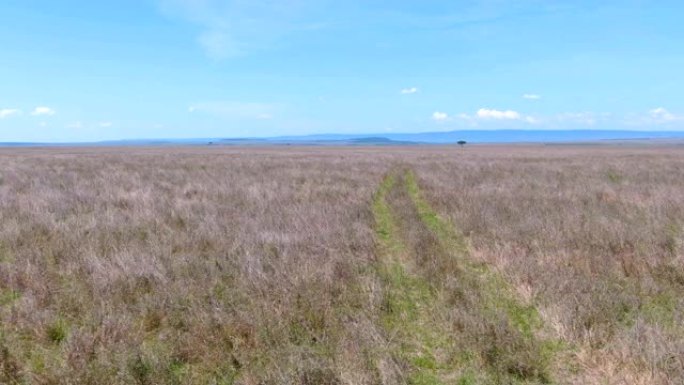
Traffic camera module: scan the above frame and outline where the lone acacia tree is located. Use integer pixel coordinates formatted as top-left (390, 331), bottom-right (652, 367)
top-left (457, 140), bottom-right (467, 147)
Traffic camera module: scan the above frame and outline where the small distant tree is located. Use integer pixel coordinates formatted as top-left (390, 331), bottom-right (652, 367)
top-left (457, 140), bottom-right (467, 147)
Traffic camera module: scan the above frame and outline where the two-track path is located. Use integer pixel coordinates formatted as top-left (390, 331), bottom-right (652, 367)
top-left (372, 168), bottom-right (562, 385)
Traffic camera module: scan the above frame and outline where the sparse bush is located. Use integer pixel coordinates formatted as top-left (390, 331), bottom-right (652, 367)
top-left (46, 318), bottom-right (68, 344)
top-left (129, 354), bottom-right (152, 385)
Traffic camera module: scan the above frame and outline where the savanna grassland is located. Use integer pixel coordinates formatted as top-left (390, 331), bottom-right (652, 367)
top-left (0, 146), bottom-right (682, 385)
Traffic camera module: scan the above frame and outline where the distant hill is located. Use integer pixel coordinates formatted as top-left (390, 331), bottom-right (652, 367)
top-left (269, 130), bottom-right (684, 144)
top-left (2, 130), bottom-right (684, 147)
top-left (216, 130), bottom-right (684, 146)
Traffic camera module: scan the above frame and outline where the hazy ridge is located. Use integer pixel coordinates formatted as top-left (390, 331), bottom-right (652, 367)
top-left (3, 130), bottom-right (684, 146)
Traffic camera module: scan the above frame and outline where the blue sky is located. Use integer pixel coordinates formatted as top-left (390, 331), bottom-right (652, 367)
top-left (1, 0), bottom-right (683, 142)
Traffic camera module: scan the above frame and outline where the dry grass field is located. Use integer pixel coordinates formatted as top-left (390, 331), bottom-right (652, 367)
top-left (0, 145), bottom-right (682, 384)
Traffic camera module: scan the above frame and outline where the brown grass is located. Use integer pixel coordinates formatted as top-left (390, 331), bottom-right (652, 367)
top-left (413, 145), bottom-right (684, 384)
top-left (0, 145), bottom-right (682, 384)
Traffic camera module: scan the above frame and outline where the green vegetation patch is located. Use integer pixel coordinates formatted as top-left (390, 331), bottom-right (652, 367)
top-left (641, 291), bottom-right (678, 329)
top-left (372, 170), bottom-right (558, 384)
top-left (0, 241), bottom-right (13, 264)
top-left (372, 173), bottom-right (453, 384)
top-left (0, 290), bottom-right (21, 307)
top-left (605, 169), bottom-right (624, 184)
top-left (405, 170), bottom-right (542, 336)
top-left (373, 174), bottom-right (405, 254)
top-left (403, 169), bottom-right (557, 384)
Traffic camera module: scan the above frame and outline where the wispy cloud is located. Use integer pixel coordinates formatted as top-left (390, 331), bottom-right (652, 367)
top-left (401, 87), bottom-right (418, 95)
top-left (158, 1), bottom-right (569, 60)
top-left (197, 30), bottom-right (242, 59)
top-left (99, 122), bottom-right (113, 128)
top-left (623, 108), bottom-right (682, 127)
top-left (66, 122), bottom-right (83, 129)
top-left (431, 107), bottom-right (684, 129)
top-left (523, 94), bottom-right (541, 100)
top-left (649, 107), bottom-right (679, 123)
top-left (0, 109), bottom-right (21, 118)
top-left (556, 112), bottom-right (598, 126)
top-left (437, 108), bottom-right (539, 126)
top-left (31, 106), bottom-right (56, 116)
top-left (158, 0), bottom-right (327, 59)
top-left (189, 101), bottom-right (278, 120)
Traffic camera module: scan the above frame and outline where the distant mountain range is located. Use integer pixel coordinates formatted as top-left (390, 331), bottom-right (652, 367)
top-left (255, 130), bottom-right (684, 145)
top-left (3, 130), bottom-right (684, 146)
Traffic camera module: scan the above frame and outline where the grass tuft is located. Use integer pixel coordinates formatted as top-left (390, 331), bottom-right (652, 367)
top-left (46, 318), bottom-right (69, 344)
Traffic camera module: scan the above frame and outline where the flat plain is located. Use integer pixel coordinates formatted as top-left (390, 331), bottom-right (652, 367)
top-left (0, 145), bottom-right (682, 384)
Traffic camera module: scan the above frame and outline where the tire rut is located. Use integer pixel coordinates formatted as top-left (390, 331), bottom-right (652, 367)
top-left (372, 168), bottom-right (560, 385)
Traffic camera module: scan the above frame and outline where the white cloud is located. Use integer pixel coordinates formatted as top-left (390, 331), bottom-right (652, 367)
top-left (31, 106), bottom-right (56, 116)
top-left (476, 108), bottom-right (521, 120)
top-left (0, 109), bottom-right (21, 118)
top-left (445, 108), bottom-right (539, 126)
top-left (66, 121), bottom-right (83, 129)
top-left (432, 111), bottom-right (449, 122)
top-left (523, 94), bottom-right (541, 100)
top-left (650, 107), bottom-right (679, 123)
top-left (623, 108), bottom-right (682, 127)
top-left (99, 122), bottom-right (113, 128)
top-left (189, 101), bottom-right (278, 120)
top-left (401, 87), bottom-right (418, 95)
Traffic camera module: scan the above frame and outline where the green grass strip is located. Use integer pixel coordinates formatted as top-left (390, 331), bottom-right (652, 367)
top-left (404, 170), bottom-right (559, 384)
top-left (372, 173), bottom-right (451, 385)
top-left (404, 170), bottom-right (543, 337)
